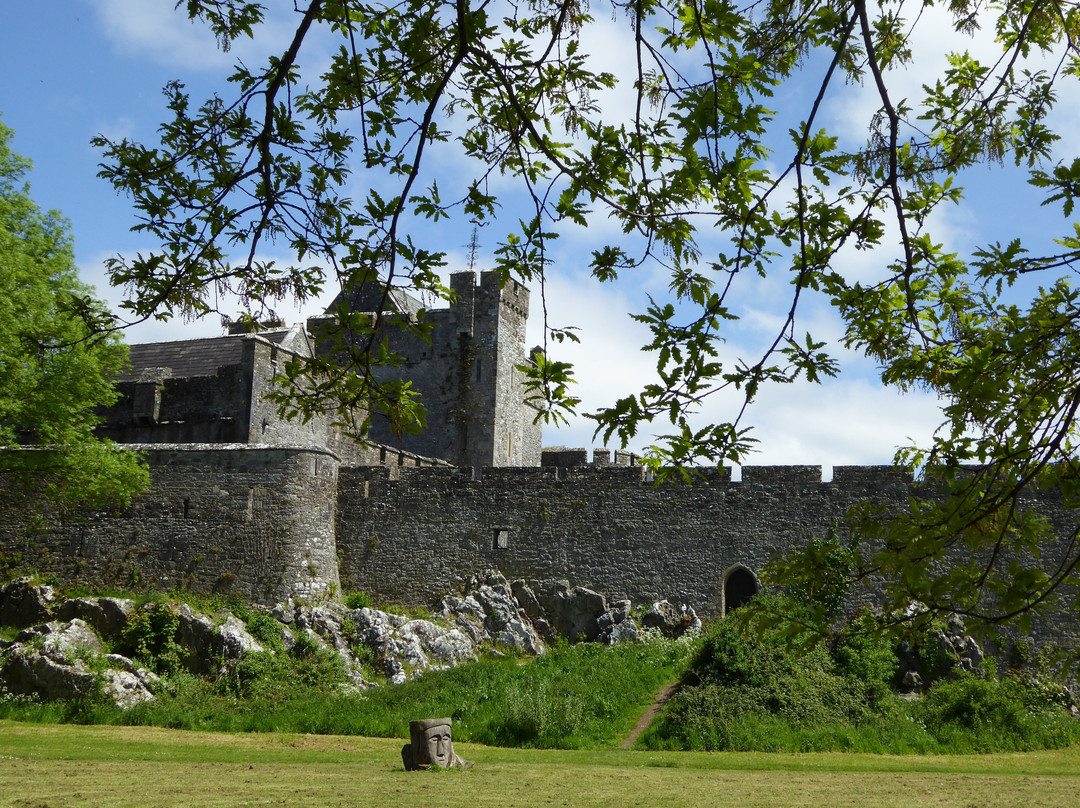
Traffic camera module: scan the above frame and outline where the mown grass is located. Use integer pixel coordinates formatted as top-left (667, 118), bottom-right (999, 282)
top-left (3, 721), bottom-right (1080, 808)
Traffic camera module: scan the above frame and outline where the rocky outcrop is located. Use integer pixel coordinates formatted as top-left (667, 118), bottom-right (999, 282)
top-left (166, 604), bottom-right (265, 674)
top-left (936, 614), bottom-right (985, 675)
top-left (641, 600), bottom-right (703, 639)
top-left (0, 577), bottom-right (56, 628)
top-left (55, 597), bottom-right (135, 640)
top-left (510, 577), bottom-right (701, 645)
top-left (438, 572), bottom-right (546, 656)
top-left (1, 618), bottom-right (158, 708)
top-left (896, 613), bottom-right (988, 693)
top-left (0, 572), bottom-right (698, 705)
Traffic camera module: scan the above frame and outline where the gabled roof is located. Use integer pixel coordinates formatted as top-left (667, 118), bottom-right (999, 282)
top-left (326, 281), bottom-right (424, 319)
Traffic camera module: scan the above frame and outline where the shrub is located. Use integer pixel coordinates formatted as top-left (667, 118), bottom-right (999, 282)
top-left (915, 673), bottom-right (1080, 752)
top-left (833, 621), bottom-right (898, 709)
top-left (244, 612), bottom-right (286, 652)
top-left (117, 604), bottom-right (184, 675)
top-left (345, 591), bottom-right (372, 610)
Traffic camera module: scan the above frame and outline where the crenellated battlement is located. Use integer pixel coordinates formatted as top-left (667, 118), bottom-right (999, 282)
top-left (356, 458), bottom-right (921, 493)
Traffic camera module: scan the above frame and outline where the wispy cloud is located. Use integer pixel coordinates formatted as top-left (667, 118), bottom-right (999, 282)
top-left (89, 0), bottom-right (298, 72)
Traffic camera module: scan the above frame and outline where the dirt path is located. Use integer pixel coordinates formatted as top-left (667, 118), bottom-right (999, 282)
top-left (620, 681), bottom-right (679, 748)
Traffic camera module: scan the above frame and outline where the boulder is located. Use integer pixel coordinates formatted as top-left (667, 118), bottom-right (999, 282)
top-left (423, 629), bottom-right (476, 666)
top-left (642, 600), bottom-right (702, 638)
top-left (56, 597), bottom-right (135, 641)
top-left (1, 645), bottom-right (97, 700)
top-left (99, 667), bottom-right (159, 709)
top-left (163, 605), bottom-right (264, 673)
top-left (16, 618), bottom-right (105, 662)
top-left (0, 577), bottom-right (55, 628)
top-left (531, 579), bottom-right (608, 641)
top-left (216, 613), bottom-right (265, 659)
top-left (596, 600), bottom-right (639, 645)
top-left (0, 628), bottom-right (160, 709)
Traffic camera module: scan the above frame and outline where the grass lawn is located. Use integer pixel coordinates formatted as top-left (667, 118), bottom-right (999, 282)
top-left (2, 720), bottom-right (1080, 807)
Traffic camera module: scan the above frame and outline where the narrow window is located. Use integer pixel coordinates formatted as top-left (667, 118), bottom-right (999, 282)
top-left (492, 529), bottom-right (509, 550)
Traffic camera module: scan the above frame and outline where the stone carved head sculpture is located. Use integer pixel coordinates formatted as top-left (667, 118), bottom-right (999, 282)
top-left (401, 718), bottom-right (473, 770)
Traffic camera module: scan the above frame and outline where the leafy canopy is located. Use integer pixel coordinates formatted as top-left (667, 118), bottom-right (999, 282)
top-left (95, 2), bottom-right (1080, 640)
top-left (0, 118), bottom-right (147, 511)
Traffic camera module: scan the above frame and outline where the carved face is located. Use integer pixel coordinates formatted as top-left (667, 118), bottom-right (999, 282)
top-left (422, 726), bottom-right (453, 766)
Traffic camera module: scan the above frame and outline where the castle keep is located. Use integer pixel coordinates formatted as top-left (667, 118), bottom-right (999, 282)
top-left (1, 271), bottom-right (1077, 652)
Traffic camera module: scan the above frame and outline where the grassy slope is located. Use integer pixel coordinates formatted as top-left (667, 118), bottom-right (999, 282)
top-left (3, 721), bottom-right (1080, 808)
top-left (0, 638), bottom-right (698, 749)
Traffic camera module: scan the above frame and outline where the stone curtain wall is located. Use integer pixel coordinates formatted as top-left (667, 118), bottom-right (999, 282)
top-left (336, 462), bottom-right (1080, 650)
top-left (0, 445), bottom-right (342, 606)
top-left (335, 464), bottom-right (918, 614)
top-left (4, 448), bottom-right (1079, 652)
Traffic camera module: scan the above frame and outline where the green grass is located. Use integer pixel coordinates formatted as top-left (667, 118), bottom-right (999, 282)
top-left (3, 721), bottom-right (1080, 808)
top-left (0, 637), bottom-right (697, 749)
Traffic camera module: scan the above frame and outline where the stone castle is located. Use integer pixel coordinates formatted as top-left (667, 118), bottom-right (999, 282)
top-left (1, 270), bottom-right (1077, 651)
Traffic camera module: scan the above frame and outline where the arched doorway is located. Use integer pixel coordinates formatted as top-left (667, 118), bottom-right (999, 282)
top-left (722, 566), bottom-right (758, 616)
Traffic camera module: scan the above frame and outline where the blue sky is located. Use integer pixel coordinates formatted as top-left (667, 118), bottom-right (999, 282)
top-left (2, 1), bottom-right (1075, 470)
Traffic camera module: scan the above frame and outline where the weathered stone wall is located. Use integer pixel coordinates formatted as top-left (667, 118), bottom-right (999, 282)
top-left (4, 448), bottom-right (1078, 653)
top-left (98, 334), bottom-right (341, 451)
top-left (336, 464), bottom-right (915, 612)
top-left (0, 445), bottom-right (341, 606)
top-left (335, 462), bottom-right (1080, 654)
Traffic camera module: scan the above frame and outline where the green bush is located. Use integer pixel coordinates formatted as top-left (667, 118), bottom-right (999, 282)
top-left (116, 604), bottom-right (184, 675)
top-left (642, 603), bottom-right (891, 753)
top-left (244, 612), bottom-right (286, 652)
top-left (833, 623), bottom-right (898, 709)
top-left (345, 591), bottom-right (372, 610)
top-left (915, 673), bottom-right (1080, 752)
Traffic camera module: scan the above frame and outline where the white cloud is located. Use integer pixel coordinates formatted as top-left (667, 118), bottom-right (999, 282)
top-left (90, 0), bottom-right (298, 72)
top-left (527, 259), bottom-right (945, 466)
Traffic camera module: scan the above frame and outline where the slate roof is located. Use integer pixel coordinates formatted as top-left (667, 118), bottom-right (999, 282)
top-left (120, 334), bottom-right (258, 382)
top-left (326, 281), bottom-right (424, 319)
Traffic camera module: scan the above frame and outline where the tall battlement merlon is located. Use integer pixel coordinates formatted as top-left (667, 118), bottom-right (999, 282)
top-left (449, 271), bottom-right (477, 336)
top-left (542, 448), bottom-right (640, 469)
top-left (741, 465), bottom-right (823, 485)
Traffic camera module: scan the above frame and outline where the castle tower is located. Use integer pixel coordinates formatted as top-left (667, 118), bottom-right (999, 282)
top-left (318, 270), bottom-right (542, 468)
top-left (450, 270), bottom-right (542, 468)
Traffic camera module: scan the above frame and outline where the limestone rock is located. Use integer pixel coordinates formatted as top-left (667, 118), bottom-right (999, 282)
top-left (99, 667), bottom-right (158, 709)
top-left (423, 629), bottom-right (476, 666)
top-left (935, 614), bottom-right (985, 675)
top-left (165, 604), bottom-right (264, 673)
top-left (217, 613), bottom-right (265, 659)
top-left (1, 644), bottom-right (97, 700)
top-left (55, 597), bottom-right (135, 641)
top-left (398, 620), bottom-right (476, 666)
top-left (531, 579), bottom-right (608, 641)
top-left (16, 618), bottom-right (105, 662)
top-left (642, 600), bottom-right (702, 638)
top-left (439, 571), bottom-right (546, 655)
top-left (596, 600), bottom-right (640, 645)
top-left (0, 577), bottom-right (56, 628)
